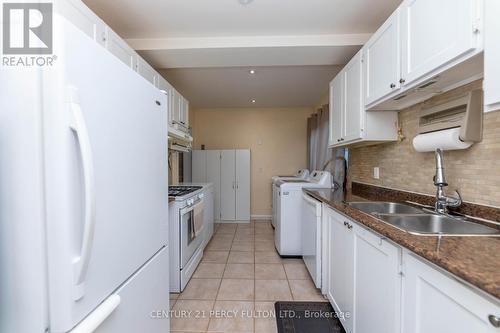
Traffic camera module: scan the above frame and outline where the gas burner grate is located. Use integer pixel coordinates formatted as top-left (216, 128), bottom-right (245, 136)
top-left (168, 185), bottom-right (202, 197)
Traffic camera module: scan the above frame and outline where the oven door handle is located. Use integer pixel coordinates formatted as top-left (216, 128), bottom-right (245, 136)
top-left (190, 210), bottom-right (195, 239)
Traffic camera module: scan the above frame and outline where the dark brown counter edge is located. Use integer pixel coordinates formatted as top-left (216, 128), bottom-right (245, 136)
top-left (169, 197), bottom-right (175, 203)
top-left (304, 182), bottom-right (500, 301)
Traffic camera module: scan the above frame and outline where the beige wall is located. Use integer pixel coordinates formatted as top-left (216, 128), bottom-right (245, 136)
top-left (349, 80), bottom-right (500, 208)
top-left (192, 107), bottom-right (314, 216)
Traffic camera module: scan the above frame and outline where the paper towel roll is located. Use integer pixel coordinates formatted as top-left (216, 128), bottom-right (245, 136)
top-left (412, 128), bottom-right (473, 152)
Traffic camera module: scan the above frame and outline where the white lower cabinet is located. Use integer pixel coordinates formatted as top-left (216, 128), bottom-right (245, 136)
top-left (324, 206), bottom-right (355, 332)
top-left (402, 252), bottom-right (500, 333)
top-left (354, 226), bottom-right (401, 333)
top-left (323, 206), bottom-right (401, 333)
top-left (322, 205), bottom-right (500, 333)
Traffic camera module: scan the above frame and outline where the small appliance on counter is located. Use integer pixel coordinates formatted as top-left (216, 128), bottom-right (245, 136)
top-left (168, 185), bottom-right (205, 292)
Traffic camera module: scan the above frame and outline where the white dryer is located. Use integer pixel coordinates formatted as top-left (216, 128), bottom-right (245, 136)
top-left (275, 171), bottom-right (332, 256)
top-left (271, 169), bottom-right (310, 184)
top-left (271, 169), bottom-right (309, 227)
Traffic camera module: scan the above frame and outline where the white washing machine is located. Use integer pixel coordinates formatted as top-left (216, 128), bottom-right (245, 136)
top-left (271, 169), bottom-right (309, 228)
top-left (274, 171), bottom-right (332, 256)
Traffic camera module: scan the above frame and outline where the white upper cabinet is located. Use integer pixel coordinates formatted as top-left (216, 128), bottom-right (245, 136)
top-left (343, 50), bottom-right (364, 142)
top-left (104, 27), bottom-right (136, 69)
top-left (180, 97), bottom-right (189, 127)
top-left (364, 0), bottom-right (483, 110)
top-left (56, 0), bottom-right (106, 46)
top-left (484, 0), bottom-right (500, 112)
top-left (329, 49), bottom-right (398, 148)
top-left (329, 76), bottom-right (343, 146)
top-left (402, 253), bottom-right (500, 333)
top-left (136, 57), bottom-right (159, 87)
top-left (364, 9), bottom-right (401, 106)
top-left (400, 0), bottom-right (480, 86)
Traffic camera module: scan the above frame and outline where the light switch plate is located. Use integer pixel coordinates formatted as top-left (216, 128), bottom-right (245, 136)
top-left (373, 167), bottom-right (380, 179)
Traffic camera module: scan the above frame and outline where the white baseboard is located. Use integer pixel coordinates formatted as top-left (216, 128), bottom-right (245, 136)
top-left (251, 215), bottom-right (272, 221)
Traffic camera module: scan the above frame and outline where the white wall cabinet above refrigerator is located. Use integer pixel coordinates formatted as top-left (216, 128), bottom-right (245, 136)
top-left (59, 0), bottom-right (192, 132)
top-left (57, 0), bottom-right (106, 47)
top-left (136, 57), bottom-right (159, 88)
top-left (328, 51), bottom-right (398, 148)
top-left (104, 26), bottom-right (136, 69)
top-left (365, 0), bottom-right (484, 111)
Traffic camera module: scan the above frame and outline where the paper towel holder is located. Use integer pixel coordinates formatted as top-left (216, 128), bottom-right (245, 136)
top-left (417, 89), bottom-right (483, 142)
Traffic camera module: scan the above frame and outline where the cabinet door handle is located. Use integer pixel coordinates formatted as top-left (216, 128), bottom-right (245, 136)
top-left (399, 78), bottom-right (406, 84)
top-left (343, 221), bottom-right (348, 227)
top-left (347, 223), bottom-right (353, 230)
top-left (390, 83), bottom-right (396, 88)
top-left (489, 315), bottom-right (500, 327)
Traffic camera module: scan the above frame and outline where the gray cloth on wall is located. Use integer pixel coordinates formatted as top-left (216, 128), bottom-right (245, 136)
top-left (307, 104), bottom-right (346, 188)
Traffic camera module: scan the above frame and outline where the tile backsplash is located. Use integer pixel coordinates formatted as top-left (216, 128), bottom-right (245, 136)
top-left (349, 80), bottom-right (500, 208)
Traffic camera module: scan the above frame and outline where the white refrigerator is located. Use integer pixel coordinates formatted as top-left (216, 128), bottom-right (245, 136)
top-left (0, 12), bottom-right (170, 333)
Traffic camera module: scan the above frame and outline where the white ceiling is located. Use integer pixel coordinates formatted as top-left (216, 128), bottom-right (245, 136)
top-left (160, 65), bottom-right (342, 108)
top-left (83, 0), bottom-right (401, 107)
top-left (84, 0), bottom-right (401, 38)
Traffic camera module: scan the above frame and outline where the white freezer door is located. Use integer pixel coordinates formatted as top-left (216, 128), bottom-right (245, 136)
top-left (92, 246), bottom-right (170, 333)
top-left (43, 16), bottom-right (169, 332)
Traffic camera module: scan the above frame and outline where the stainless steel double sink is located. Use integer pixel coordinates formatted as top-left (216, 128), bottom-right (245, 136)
top-left (347, 202), bottom-right (500, 237)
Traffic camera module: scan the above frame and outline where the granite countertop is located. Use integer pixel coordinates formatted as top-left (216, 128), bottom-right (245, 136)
top-left (304, 184), bottom-right (500, 300)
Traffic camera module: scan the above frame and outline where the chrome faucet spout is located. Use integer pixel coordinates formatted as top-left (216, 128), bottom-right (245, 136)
top-left (433, 148), bottom-right (461, 214)
top-left (434, 148), bottom-right (447, 186)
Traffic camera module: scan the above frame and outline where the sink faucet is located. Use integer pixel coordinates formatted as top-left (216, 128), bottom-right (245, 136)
top-left (433, 148), bottom-right (462, 214)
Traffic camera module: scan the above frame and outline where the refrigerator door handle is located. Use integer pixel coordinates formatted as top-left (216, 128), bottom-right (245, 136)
top-left (69, 294), bottom-right (121, 333)
top-left (68, 87), bottom-right (97, 300)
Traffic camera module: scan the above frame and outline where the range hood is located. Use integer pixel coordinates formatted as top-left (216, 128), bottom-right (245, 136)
top-left (168, 122), bottom-right (193, 152)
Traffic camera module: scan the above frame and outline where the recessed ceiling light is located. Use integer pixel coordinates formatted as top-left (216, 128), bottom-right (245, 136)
top-left (239, 0), bottom-right (253, 4)
top-left (249, 69), bottom-right (256, 75)
top-left (251, 99), bottom-right (256, 103)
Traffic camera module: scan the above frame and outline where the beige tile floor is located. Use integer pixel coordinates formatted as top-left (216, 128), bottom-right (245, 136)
top-left (170, 221), bottom-right (325, 333)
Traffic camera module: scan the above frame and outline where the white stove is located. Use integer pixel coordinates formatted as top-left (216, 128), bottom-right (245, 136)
top-left (169, 185), bottom-right (205, 292)
top-left (169, 185), bottom-right (203, 201)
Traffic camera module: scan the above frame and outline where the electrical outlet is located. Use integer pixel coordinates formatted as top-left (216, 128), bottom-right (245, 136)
top-left (373, 167), bottom-right (380, 179)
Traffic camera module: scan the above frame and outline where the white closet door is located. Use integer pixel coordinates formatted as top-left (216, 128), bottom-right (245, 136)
top-left (192, 150), bottom-right (207, 183)
top-left (235, 150), bottom-right (250, 221)
top-left (220, 150), bottom-right (236, 221)
top-left (206, 151), bottom-right (221, 221)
